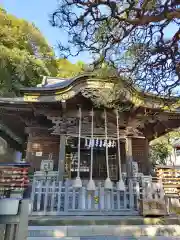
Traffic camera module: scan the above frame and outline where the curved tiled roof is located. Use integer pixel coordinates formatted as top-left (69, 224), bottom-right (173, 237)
top-left (21, 74), bottom-right (93, 92)
top-left (44, 79), bottom-right (74, 88)
top-left (0, 74), bottom-right (178, 111)
top-left (38, 76), bottom-right (75, 88)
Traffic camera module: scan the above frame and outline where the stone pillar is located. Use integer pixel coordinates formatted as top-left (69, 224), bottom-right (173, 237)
top-left (125, 137), bottom-right (133, 177)
top-left (14, 200), bottom-right (29, 240)
top-left (4, 225), bottom-right (15, 240)
top-left (58, 134), bottom-right (66, 181)
top-left (0, 225), bottom-right (5, 240)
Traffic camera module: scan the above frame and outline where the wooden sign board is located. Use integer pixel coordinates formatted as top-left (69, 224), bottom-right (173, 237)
top-left (35, 152), bottom-right (42, 157)
top-left (140, 199), bottom-right (167, 216)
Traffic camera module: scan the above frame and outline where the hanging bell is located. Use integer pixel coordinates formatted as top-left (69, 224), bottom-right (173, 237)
top-left (104, 177), bottom-right (113, 190)
top-left (103, 140), bottom-right (107, 147)
top-left (99, 139), bottom-right (103, 147)
top-left (116, 179), bottom-right (125, 191)
top-left (73, 176), bottom-right (82, 188)
top-left (87, 179), bottom-right (96, 191)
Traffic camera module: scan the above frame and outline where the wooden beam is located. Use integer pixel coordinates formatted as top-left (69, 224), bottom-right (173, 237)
top-left (0, 113), bottom-right (28, 126)
top-left (25, 126), bottom-right (50, 134)
top-left (0, 123), bottom-right (23, 144)
top-left (0, 106), bottom-right (32, 112)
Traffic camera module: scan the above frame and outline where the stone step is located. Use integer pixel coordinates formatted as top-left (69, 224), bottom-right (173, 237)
top-left (28, 225), bottom-right (180, 239)
top-left (28, 237), bottom-right (180, 240)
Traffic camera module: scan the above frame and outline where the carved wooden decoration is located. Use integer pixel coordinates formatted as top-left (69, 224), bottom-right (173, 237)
top-left (47, 110), bottom-right (145, 138)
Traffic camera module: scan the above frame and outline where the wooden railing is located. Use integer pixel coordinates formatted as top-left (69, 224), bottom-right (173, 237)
top-left (30, 178), bottom-right (141, 215)
top-left (29, 169), bottom-right (180, 216)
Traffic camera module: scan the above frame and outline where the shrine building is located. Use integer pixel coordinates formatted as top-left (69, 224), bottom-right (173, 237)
top-left (0, 73), bottom-right (180, 216)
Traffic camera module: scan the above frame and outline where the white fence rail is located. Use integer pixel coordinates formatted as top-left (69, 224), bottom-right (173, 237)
top-left (30, 179), bottom-right (141, 215)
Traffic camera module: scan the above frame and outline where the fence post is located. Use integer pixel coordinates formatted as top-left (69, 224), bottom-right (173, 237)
top-left (64, 180), bottom-right (69, 212)
top-left (99, 182), bottom-right (105, 210)
top-left (80, 186), bottom-right (86, 210)
top-left (30, 178), bottom-right (36, 213)
top-left (36, 181), bottom-right (43, 211)
top-left (57, 181), bottom-right (62, 213)
top-left (50, 181), bottom-right (56, 212)
top-left (135, 178), bottom-right (140, 210)
top-left (129, 178), bottom-right (134, 209)
top-left (43, 180), bottom-right (50, 214)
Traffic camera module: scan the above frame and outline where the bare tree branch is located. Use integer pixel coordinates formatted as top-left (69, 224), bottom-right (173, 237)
top-left (51, 0), bottom-right (180, 96)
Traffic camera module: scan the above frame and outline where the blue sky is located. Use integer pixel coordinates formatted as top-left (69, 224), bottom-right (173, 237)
top-left (0, 0), bottom-right (89, 63)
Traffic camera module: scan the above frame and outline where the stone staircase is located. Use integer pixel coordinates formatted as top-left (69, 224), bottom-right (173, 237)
top-left (28, 224), bottom-right (180, 240)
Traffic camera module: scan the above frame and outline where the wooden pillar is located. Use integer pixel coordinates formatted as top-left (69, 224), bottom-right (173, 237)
top-left (144, 138), bottom-right (151, 174)
top-left (58, 100), bottom-right (66, 181)
top-left (125, 137), bottom-right (133, 177)
top-left (58, 134), bottom-right (66, 181)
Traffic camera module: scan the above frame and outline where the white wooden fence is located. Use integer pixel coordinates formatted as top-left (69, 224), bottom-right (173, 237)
top-left (30, 179), bottom-right (141, 215)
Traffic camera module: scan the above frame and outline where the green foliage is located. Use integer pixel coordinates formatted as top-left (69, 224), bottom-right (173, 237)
top-left (150, 130), bottom-right (180, 166)
top-left (0, 7), bottom-right (58, 96)
top-left (56, 59), bottom-right (84, 78)
top-left (150, 142), bottom-right (170, 166)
